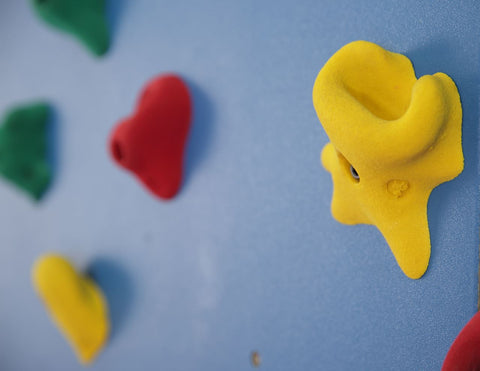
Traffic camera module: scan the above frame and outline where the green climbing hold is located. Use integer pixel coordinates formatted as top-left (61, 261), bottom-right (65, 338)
top-left (0, 103), bottom-right (52, 201)
top-left (30, 0), bottom-right (110, 57)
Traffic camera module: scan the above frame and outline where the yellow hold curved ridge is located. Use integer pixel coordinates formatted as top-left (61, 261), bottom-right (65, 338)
top-left (313, 40), bottom-right (463, 279)
top-left (32, 254), bottom-right (109, 364)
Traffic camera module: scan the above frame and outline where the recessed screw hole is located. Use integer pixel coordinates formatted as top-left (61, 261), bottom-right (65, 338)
top-left (21, 166), bottom-right (33, 180)
top-left (350, 165), bottom-right (360, 181)
top-left (251, 351), bottom-right (261, 367)
top-left (112, 141), bottom-right (124, 163)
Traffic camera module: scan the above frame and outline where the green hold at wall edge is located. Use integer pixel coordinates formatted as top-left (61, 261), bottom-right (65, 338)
top-left (30, 0), bottom-right (110, 57)
top-left (0, 103), bottom-right (52, 201)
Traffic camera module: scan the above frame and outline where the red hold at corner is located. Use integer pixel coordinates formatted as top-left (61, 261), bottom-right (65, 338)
top-left (442, 310), bottom-right (480, 370)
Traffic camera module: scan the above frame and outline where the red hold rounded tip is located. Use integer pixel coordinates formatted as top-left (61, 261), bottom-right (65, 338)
top-left (109, 74), bottom-right (192, 200)
top-left (442, 311), bottom-right (480, 371)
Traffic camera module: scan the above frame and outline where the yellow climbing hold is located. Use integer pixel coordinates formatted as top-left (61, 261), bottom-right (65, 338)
top-left (313, 40), bottom-right (463, 279)
top-left (32, 254), bottom-right (109, 364)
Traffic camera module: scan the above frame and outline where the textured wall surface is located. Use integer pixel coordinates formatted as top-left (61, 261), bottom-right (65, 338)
top-left (0, 1), bottom-right (478, 370)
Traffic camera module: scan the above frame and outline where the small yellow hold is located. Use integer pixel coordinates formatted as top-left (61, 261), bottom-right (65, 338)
top-left (32, 254), bottom-right (109, 364)
top-left (313, 41), bottom-right (463, 279)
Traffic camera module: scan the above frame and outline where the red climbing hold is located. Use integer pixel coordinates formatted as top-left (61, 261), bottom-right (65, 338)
top-left (109, 74), bottom-right (192, 200)
top-left (442, 311), bottom-right (480, 371)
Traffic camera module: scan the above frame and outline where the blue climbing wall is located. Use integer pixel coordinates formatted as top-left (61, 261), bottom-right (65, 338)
top-left (0, 0), bottom-right (478, 370)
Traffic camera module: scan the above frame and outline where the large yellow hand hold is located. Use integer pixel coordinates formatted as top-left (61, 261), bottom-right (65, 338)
top-left (313, 41), bottom-right (463, 279)
top-left (32, 254), bottom-right (109, 364)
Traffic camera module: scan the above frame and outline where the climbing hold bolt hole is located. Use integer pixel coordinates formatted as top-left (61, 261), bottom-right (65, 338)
top-left (251, 351), bottom-right (261, 367)
top-left (112, 140), bottom-right (124, 163)
top-left (21, 166), bottom-right (33, 180)
top-left (350, 165), bottom-right (360, 182)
